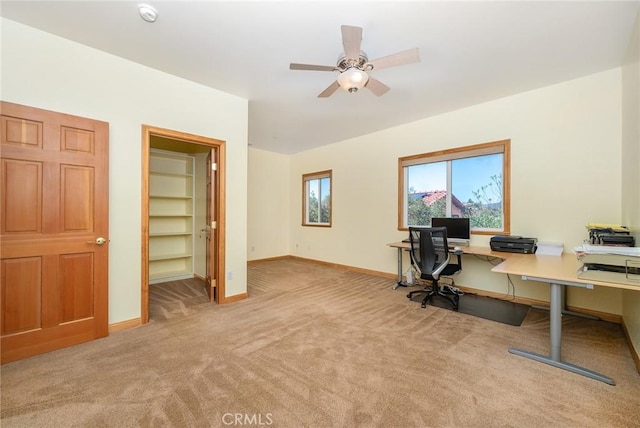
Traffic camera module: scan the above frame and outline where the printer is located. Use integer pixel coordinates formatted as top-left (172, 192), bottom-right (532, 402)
top-left (587, 223), bottom-right (634, 246)
top-left (599, 234), bottom-right (635, 247)
top-left (490, 236), bottom-right (537, 254)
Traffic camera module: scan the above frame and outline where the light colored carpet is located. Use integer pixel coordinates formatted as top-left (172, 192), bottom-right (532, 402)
top-left (1, 258), bottom-right (639, 427)
top-left (149, 278), bottom-right (210, 321)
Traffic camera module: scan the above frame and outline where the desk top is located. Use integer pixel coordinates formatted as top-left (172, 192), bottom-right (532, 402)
top-left (388, 241), bottom-right (639, 292)
top-left (388, 241), bottom-right (508, 259)
top-left (491, 252), bottom-right (640, 292)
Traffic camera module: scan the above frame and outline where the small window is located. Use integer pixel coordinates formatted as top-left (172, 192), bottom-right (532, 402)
top-left (398, 140), bottom-right (510, 235)
top-left (303, 170), bottom-right (332, 227)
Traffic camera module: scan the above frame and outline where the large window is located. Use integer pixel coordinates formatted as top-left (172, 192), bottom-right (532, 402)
top-left (303, 170), bottom-right (332, 227)
top-left (398, 140), bottom-right (510, 235)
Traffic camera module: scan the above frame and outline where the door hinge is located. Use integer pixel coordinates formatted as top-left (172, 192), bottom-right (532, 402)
top-left (211, 163), bottom-right (217, 171)
top-left (211, 221), bottom-right (217, 229)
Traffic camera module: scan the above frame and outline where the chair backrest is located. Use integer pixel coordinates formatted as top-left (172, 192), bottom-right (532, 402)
top-left (408, 227), bottom-right (450, 280)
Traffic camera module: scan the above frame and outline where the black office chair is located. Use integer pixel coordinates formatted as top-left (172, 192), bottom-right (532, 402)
top-left (406, 227), bottom-right (463, 310)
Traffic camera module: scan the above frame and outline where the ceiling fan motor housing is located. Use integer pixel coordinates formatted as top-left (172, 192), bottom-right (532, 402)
top-left (337, 52), bottom-right (370, 72)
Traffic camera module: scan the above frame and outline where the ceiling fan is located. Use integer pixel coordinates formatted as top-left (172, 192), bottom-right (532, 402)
top-left (290, 25), bottom-right (420, 98)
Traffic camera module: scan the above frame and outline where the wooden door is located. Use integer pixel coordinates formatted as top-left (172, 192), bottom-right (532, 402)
top-left (205, 149), bottom-right (216, 301)
top-left (0, 102), bottom-right (109, 364)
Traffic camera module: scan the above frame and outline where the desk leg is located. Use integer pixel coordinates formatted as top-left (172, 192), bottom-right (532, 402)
top-left (393, 248), bottom-right (406, 289)
top-left (531, 285), bottom-right (599, 320)
top-left (392, 248), bottom-right (407, 290)
top-left (509, 282), bottom-right (615, 385)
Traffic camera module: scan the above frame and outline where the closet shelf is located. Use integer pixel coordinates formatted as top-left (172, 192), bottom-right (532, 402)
top-left (149, 252), bottom-right (192, 261)
top-left (149, 214), bottom-right (193, 218)
top-left (149, 194), bottom-right (192, 200)
top-left (149, 270), bottom-right (191, 281)
top-left (149, 171), bottom-right (193, 178)
top-left (149, 149), bottom-right (195, 282)
top-left (149, 232), bottom-right (192, 237)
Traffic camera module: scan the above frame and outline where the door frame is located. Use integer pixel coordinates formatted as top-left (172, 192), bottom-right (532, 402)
top-left (141, 125), bottom-right (226, 323)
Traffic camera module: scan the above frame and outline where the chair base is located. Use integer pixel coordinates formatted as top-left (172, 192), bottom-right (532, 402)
top-left (407, 285), bottom-right (460, 310)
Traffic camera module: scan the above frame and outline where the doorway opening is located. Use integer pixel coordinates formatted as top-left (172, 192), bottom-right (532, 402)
top-left (141, 125), bottom-right (226, 324)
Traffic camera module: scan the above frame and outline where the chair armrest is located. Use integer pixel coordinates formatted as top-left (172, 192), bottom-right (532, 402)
top-left (454, 251), bottom-right (463, 271)
top-left (431, 253), bottom-right (451, 279)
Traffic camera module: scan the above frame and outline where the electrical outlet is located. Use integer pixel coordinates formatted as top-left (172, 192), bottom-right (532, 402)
top-left (227, 271), bottom-right (233, 280)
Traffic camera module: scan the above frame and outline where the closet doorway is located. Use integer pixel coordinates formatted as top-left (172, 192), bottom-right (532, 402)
top-left (141, 125), bottom-right (226, 324)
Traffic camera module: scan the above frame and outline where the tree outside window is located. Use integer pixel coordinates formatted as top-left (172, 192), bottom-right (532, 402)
top-left (303, 170), bottom-right (332, 227)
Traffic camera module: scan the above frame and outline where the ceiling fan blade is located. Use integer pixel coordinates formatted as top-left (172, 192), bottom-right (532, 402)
top-left (341, 25), bottom-right (363, 60)
top-left (368, 48), bottom-right (420, 71)
top-left (365, 76), bottom-right (390, 97)
top-left (318, 81), bottom-right (340, 98)
top-left (290, 63), bottom-right (337, 72)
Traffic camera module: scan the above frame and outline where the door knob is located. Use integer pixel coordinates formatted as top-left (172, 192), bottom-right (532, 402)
top-left (95, 237), bottom-right (106, 245)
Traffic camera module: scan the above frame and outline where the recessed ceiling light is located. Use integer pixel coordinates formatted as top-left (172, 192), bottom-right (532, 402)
top-left (138, 4), bottom-right (158, 23)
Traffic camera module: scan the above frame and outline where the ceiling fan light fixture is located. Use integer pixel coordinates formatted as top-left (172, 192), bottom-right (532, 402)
top-left (138, 4), bottom-right (158, 23)
top-left (337, 67), bottom-right (369, 93)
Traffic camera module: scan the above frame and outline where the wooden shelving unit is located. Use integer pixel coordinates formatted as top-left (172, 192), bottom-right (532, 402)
top-left (148, 150), bottom-right (195, 283)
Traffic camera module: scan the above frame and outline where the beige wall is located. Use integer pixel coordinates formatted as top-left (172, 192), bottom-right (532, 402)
top-left (290, 69), bottom-right (623, 312)
top-left (1, 18), bottom-right (249, 323)
top-left (247, 148), bottom-right (291, 260)
top-left (621, 11), bottom-right (640, 359)
top-left (248, 69), bottom-right (625, 313)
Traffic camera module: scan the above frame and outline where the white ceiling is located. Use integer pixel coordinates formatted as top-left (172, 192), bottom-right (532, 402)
top-left (2, 1), bottom-right (638, 154)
